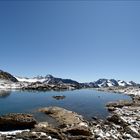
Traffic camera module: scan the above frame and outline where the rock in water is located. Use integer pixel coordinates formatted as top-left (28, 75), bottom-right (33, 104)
top-left (52, 95), bottom-right (66, 100)
top-left (38, 106), bottom-right (88, 127)
top-left (38, 106), bottom-right (92, 139)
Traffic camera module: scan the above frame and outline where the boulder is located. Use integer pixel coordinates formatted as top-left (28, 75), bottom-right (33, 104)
top-left (34, 122), bottom-right (64, 140)
top-left (125, 126), bottom-right (140, 138)
top-left (38, 107), bottom-right (92, 139)
top-left (63, 126), bottom-right (92, 136)
top-left (0, 113), bottom-right (37, 131)
top-left (107, 114), bottom-right (128, 126)
top-left (38, 107), bottom-right (88, 128)
top-left (52, 95), bottom-right (66, 100)
top-left (107, 107), bottom-right (116, 112)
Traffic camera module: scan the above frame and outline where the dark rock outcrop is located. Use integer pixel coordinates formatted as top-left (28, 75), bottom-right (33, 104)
top-left (0, 70), bottom-right (18, 82)
top-left (52, 95), bottom-right (66, 100)
top-left (0, 113), bottom-right (37, 131)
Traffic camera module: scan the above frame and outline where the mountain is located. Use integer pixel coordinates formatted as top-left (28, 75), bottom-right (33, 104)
top-left (0, 69), bottom-right (139, 90)
top-left (16, 75), bottom-right (80, 86)
top-left (16, 74), bottom-right (81, 90)
top-left (43, 75), bottom-right (79, 85)
top-left (83, 79), bottom-right (137, 88)
top-left (0, 70), bottom-right (18, 82)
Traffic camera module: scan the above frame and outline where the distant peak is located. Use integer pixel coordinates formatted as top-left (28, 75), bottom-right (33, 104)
top-left (45, 74), bottom-right (54, 78)
top-left (33, 75), bottom-right (44, 79)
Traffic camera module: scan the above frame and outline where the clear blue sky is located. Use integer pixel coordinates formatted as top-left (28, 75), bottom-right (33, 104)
top-left (0, 0), bottom-right (140, 82)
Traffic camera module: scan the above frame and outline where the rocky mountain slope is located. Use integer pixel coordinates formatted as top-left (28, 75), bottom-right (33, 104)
top-left (0, 70), bottom-right (18, 82)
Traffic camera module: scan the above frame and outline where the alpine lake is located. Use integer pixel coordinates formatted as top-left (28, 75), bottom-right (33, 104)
top-left (0, 89), bottom-right (131, 122)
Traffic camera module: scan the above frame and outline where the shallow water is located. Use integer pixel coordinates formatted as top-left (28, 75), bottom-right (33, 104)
top-left (0, 89), bottom-right (131, 121)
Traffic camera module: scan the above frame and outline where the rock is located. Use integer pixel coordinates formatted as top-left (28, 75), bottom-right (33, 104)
top-left (35, 122), bottom-right (50, 129)
top-left (107, 107), bottom-right (116, 112)
top-left (38, 107), bottom-right (92, 139)
top-left (105, 97), bottom-right (140, 139)
top-left (125, 126), bottom-right (140, 138)
top-left (107, 114), bottom-right (128, 127)
top-left (63, 126), bottom-right (92, 136)
top-left (0, 70), bottom-right (18, 82)
top-left (107, 114), bottom-right (121, 124)
top-left (52, 95), bottom-right (66, 100)
top-left (34, 122), bottom-right (65, 140)
top-left (0, 113), bottom-right (37, 131)
top-left (92, 116), bottom-right (98, 121)
top-left (38, 107), bottom-right (88, 128)
top-left (16, 131), bottom-right (51, 140)
top-left (106, 100), bottom-right (133, 108)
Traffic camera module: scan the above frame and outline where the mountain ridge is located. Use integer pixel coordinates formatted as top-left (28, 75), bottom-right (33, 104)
top-left (83, 78), bottom-right (138, 88)
top-left (0, 70), bottom-right (139, 89)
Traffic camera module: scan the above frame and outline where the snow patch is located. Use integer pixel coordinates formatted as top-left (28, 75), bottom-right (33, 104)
top-left (0, 130), bottom-right (29, 135)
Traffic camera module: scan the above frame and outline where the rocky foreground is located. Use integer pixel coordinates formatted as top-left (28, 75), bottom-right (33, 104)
top-left (0, 92), bottom-right (140, 140)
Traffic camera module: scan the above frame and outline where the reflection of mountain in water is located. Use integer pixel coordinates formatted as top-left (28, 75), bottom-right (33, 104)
top-left (0, 90), bottom-right (11, 98)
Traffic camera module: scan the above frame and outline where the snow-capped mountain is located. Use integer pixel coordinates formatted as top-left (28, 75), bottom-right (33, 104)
top-left (16, 75), bottom-right (79, 85)
top-left (84, 79), bottom-right (137, 88)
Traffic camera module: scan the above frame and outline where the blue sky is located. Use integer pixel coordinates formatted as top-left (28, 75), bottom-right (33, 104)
top-left (0, 0), bottom-right (140, 82)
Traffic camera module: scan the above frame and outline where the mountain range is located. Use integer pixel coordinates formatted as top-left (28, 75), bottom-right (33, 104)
top-left (83, 79), bottom-right (137, 88)
top-left (0, 70), bottom-right (139, 89)
top-left (15, 74), bottom-right (79, 85)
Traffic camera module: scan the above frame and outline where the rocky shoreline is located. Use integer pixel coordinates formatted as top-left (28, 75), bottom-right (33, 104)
top-left (0, 87), bottom-right (140, 140)
top-left (97, 86), bottom-right (140, 96)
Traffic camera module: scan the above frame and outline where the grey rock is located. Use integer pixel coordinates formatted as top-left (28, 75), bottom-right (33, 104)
top-left (125, 126), bottom-right (140, 138)
top-left (106, 100), bottom-right (133, 108)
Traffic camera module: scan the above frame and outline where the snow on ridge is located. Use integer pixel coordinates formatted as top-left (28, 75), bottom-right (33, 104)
top-left (117, 80), bottom-right (127, 86)
top-left (15, 76), bottom-right (46, 83)
top-left (107, 82), bottom-right (113, 87)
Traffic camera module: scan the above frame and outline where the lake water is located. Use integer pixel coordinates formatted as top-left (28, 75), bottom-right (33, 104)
top-left (0, 89), bottom-right (131, 121)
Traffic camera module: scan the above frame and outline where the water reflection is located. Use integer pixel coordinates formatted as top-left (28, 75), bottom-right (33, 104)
top-left (0, 90), bottom-right (11, 98)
